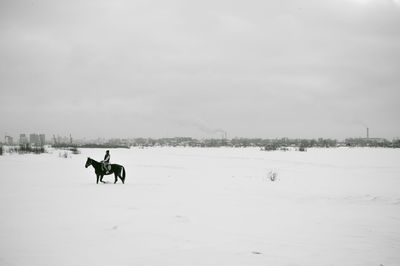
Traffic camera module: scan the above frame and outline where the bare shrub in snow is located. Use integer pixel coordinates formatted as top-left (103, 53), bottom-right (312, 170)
top-left (59, 151), bottom-right (69, 158)
top-left (70, 147), bottom-right (80, 154)
top-left (268, 170), bottom-right (277, 181)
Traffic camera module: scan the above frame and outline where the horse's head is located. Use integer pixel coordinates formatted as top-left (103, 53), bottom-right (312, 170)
top-left (85, 157), bottom-right (91, 168)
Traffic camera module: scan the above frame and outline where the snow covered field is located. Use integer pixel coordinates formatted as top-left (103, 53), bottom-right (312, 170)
top-left (0, 147), bottom-right (399, 266)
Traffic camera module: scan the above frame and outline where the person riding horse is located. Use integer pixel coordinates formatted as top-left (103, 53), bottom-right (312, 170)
top-left (101, 150), bottom-right (111, 173)
top-left (85, 156), bottom-right (126, 184)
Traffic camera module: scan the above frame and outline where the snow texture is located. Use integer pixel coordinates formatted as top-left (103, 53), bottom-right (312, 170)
top-left (0, 147), bottom-right (399, 266)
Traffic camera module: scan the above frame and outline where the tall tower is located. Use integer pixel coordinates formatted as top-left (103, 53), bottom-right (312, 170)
top-left (367, 127), bottom-right (369, 139)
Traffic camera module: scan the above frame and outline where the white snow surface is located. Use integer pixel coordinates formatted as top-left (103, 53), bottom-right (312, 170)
top-left (0, 147), bottom-right (399, 266)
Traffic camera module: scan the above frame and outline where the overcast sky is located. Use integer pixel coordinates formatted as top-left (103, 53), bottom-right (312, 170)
top-left (1, 0), bottom-right (399, 139)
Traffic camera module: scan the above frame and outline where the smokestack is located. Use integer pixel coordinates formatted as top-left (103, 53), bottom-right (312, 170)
top-left (367, 127), bottom-right (369, 139)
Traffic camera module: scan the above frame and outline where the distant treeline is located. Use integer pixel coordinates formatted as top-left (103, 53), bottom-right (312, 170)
top-left (344, 138), bottom-right (397, 148)
top-left (69, 137), bottom-right (400, 149)
top-left (80, 144), bottom-right (130, 149)
top-left (2, 137), bottom-right (399, 154)
top-left (4, 144), bottom-right (46, 154)
top-left (130, 137), bottom-right (400, 148)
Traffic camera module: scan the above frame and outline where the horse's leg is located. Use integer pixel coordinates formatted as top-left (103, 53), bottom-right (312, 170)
top-left (119, 167), bottom-right (125, 184)
top-left (96, 175), bottom-right (99, 184)
top-left (100, 175), bottom-right (105, 183)
top-left (114, 173), bottom-right (118, 184)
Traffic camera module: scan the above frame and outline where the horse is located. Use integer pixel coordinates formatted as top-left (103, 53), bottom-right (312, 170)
top-left (85, 157), bottom-right (126, 184)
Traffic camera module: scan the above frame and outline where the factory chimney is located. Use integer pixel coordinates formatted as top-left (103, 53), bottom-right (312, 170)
top-left (367, 127), bottom-right (369, 139)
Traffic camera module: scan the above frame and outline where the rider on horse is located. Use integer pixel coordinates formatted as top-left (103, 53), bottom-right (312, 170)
top-left (101, 150), bottom-right (111, 173)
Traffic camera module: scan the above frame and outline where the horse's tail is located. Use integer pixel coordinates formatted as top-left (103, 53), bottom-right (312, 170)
top-left (121, 166), bottom-right (126, 184)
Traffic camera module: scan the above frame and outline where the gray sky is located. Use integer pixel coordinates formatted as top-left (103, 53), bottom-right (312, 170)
top-left (1, 0), bottom-right (399, 139)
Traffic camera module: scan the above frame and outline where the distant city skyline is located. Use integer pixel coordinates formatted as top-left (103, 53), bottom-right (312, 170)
top-left (0, 126), bottom-right (390, 142)
top-left (1, 0), bottom-right (399, 140)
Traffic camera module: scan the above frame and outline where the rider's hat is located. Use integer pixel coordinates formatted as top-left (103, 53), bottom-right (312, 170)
top-left (106, 150), bottom-right (109, 153)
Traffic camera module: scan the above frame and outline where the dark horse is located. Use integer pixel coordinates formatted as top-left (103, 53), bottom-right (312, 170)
top-left (85, 157), bottom-right (126, 184)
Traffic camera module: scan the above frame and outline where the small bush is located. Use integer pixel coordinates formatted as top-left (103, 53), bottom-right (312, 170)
top-left (59, 151), bottom-right (69, 158)
top-left (262, 144), bottom-right (278, 151)
top-left (299, 146), bottom-right (307, 152)
top-left (70, 146), bottom-right (80, 154)
top-left (268, 170), bottom-right (277, 182)
top-left (0, 145), bottom-right (3, 156)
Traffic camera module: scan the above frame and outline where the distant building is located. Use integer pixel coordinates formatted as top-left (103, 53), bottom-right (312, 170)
top-left (39, 134), bottom-right (46, 145)
top-left (30, 134), bottom-right (37, 145)
top-left (30, 134), bottom-right (41, 146)
top-left (19, 134), bottom-right (28, 145)
top-left (5, 136), bottom-right (13, 145)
